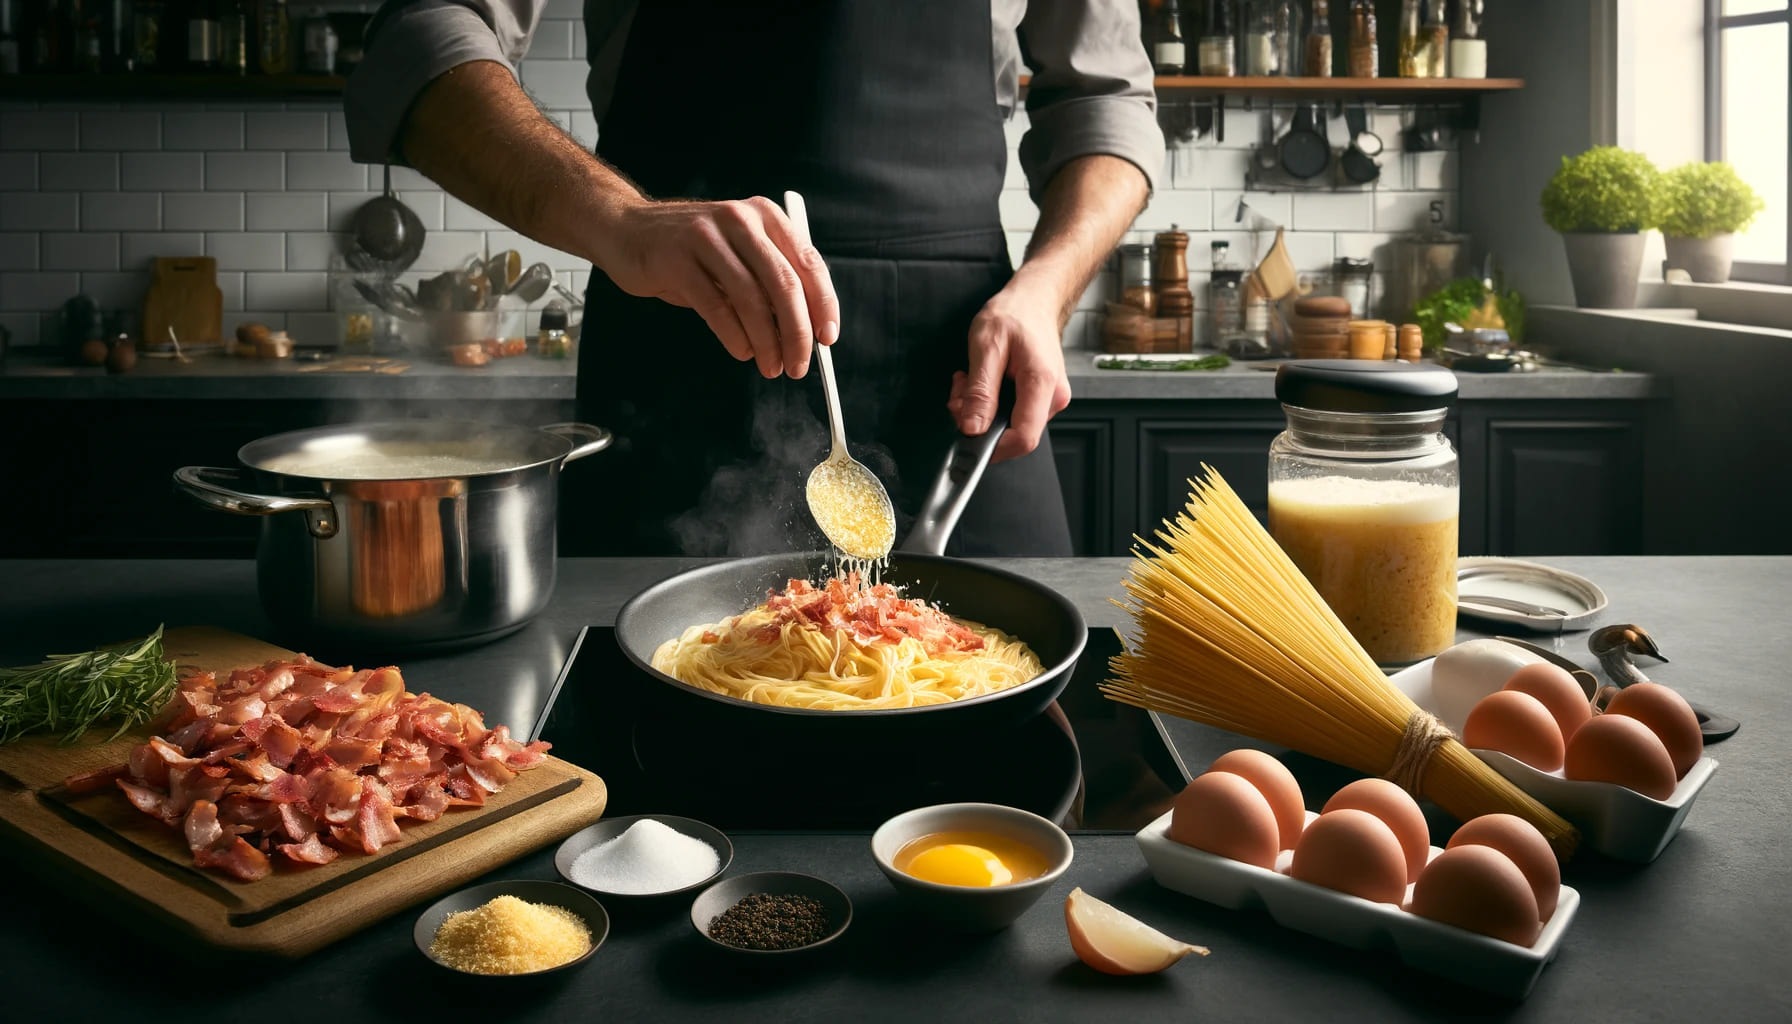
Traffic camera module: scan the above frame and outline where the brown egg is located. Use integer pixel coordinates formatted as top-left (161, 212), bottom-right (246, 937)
top-left (1321, 778), bottom-right (1430, 883)
top-left (1462, 690), bottom-right (1566, 772)
top-left (1446, 814), bottom-right (1562, 920)
top-left (1208, 749), bottom-right (1306, 851)
top-left (1563, 713), bottom-right (1678, 800)
top-left (1290, 809), bottom-right (1408, 905)
top-left (1502, 663), bottom-right (1593, 742)
top-left (1411, 845), bottom-right (1542, 946)
top-left (1166, 771), bottom-right (1281, 869)
top-left (1605, 682), bottom-right (1703, 779)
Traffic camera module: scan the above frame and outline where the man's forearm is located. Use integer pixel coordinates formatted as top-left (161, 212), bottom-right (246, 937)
top-left (1008, 155), bottom-right (1150, 324)
top-left (398, 60), bottom-right (638, 270)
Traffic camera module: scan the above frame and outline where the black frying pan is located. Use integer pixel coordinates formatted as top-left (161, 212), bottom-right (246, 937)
top-left (1279, 104), bottom-right (1331, 180)
top-left (612, 403), bottom-right (1088, 745)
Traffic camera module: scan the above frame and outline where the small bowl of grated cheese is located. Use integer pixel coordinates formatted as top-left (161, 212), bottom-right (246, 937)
top-left (414, 880), bottom-right (609, 978)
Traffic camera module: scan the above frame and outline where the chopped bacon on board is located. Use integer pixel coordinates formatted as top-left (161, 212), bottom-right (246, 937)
top-left (64, 655), bottom-right (551, 882)
top-left (755, 573), bottom-right (986, 655)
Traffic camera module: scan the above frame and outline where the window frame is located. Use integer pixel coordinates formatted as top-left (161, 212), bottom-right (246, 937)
top-left (1705, 1), bottom-right (1792, 284)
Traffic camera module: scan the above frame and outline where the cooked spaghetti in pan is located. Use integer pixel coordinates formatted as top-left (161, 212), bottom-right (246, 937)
top-left (651, 574), bottom-right (1042, 710)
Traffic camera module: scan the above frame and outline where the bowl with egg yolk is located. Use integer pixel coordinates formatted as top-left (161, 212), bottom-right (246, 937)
top-left (871, 802), bottom-right (1073, 931)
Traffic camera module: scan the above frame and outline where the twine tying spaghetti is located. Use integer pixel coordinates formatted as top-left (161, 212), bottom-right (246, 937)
top-left (1382, 710), bottom-right (1455, 796)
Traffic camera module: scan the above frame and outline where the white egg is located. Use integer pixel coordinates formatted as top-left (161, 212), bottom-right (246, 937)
top-left (1430, 639), bottom-right (1545, 732)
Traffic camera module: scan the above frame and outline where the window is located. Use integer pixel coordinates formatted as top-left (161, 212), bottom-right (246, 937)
top-left (1708, 1), bottom-right (1791, 283)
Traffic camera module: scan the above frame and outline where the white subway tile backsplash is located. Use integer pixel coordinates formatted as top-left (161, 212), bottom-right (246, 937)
top-left (164, 193), bottom-right (243, 231)
top-left (1136, 188), bottom-right (1212, 232)
top-left (0, 232), bottom-right (38, 271)
top-left (1279, 230), bottom-right (1335, 270)
top-left (284, 232), bottom-right (340, 271)
top-left (81, 270), bottom-right (151, 309)
top-left (1, 272), bottom-right (80, 311)
top-left (1173, 146), bottom-right (1253, 190)
top-left (40, 153), bottom-right (119, 192)
top-left (286, 312), bottom-right (340, 344)
top-left (327, 191), bottom-right (377, 231)
top-left (998, 191), bottom-right (1037, 231)
top-left (245, 272), bottom-right (328, 311)
top-left (1075, 272), bottom-right (1113, 312)
top-left (287, 151), bottom-right (368, 191)
top-left (205, 232), bottom-right (286, 271)
top-left (80, 111), bottom-right (162, 150)
top-left (1333, 232), bottom-right (1396, 274)
top-left (228, 311), bottom-right (288, 332)
top-left (246, 191), bottom-right (329, 231)
top-left (443, 195), bottom-right (503, 231)
top-left (1214, 189), bottom-right (1291, 230)
top-left (0, 111), bottom-right (79, 151)
top-left (1292, 191), bottom-right (1376, 232)
top-left (80, 192), bottom-right (159, 231)
top-left (247, 111), bottom-right (330, 151)
top-left (542, 0), bottom-right (583, 16)
top-left (1376, 191), bottom-right (1453, 232)
top-left (122, 152), bottom-right (205, 191)
top-left (0, 312), bottom-right (39, 346)
top-left (569, 111), bottom-right (598, 147)
top-left (1404, 150), bottom-right (1458, 192)
top-left (386, 165), bottom-right (434, 191)
top-left (327, 112), bottom-right (351, 151)
top-left (572, 28), bottom-right (588, 60)
top-left (218, 273), bottom-right (245, 312)
top-left (42, 232), bottom-right (120, 271)
top-left (0, 153), bottom-right (35, 190)
top-left (519, 59), bottom-right (592, 109)
top-left (396, 190), bottom-right (445, 231)
top-left (3, 192), bottom-right (80, 230)
top-left (531, 20), bottom-right (577, 60)
top-left (207, 152), bottom-right (285, 191)
top-left (120, 232), bottom-right (204, 268)
top-left (163, 111), bottom-right (245, 151)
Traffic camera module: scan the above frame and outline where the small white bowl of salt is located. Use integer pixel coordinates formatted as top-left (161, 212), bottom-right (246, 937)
top-left (555, 814), bottom-right (733, 901)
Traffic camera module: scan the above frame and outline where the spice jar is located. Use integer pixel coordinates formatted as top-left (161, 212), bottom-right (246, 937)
top-left (1268, 361), bottom-right (1460, 666)
top-left (1420, 0), bottom-right (1449, 77)
top-left (1347, 0), bottom-right (1378, 77)
top-left (1398, 323), bottom-right (1425, 361)
top-left (537, 301), bottom-right (572, 358)
top-left (1348, 319), bottom-right (1387, 359)
top-left (1397, 0), bottom-right (1422, 76)
top-left (1449, 0), bottom-right (1485, 78)
top-left (1198, 0), bottom-right (1238, 76)
top-left (1118, 243), bottom-right (1156, 315)
top-left (1304, 0), bottom-right (1334, 76)
top-left (1244, 0), bottom-right (1280, 76)
top-left (1332, 256), bottom-right (1374, 318)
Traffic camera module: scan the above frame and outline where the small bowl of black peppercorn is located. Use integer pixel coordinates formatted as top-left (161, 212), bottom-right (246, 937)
top-left (690, 871), bottom-right (852, 960)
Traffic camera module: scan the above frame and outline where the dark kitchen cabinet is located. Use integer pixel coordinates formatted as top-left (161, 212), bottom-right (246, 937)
top-left (1480, 416), bottom-right (1645, 556)
top-left (1137, 417), bottom-right (1285, 530)
top-left (1047, 418), bottom-right (1114, 558)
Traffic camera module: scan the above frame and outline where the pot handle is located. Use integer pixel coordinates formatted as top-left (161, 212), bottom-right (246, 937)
top-left (173, 466), bottom-right (339, 539)
top-left (541, 422), bottom-right (613, 467)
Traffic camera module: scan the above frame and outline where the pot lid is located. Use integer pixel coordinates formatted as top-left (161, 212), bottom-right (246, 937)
top-left (1456, 557), bottom-right (1610, 633)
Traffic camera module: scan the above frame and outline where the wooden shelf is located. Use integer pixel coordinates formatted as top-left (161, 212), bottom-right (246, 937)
top-left (0, 73), bottom-right (347, 100)
top-left (1021, 75), bottom-right (1523, 101)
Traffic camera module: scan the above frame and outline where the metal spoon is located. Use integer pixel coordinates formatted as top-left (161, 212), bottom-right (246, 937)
top-left (783, 190), bottom-right (895, 563)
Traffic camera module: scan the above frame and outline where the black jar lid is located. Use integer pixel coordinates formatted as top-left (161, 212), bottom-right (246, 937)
top-left (1275, 359), bottom-right (1458, 414)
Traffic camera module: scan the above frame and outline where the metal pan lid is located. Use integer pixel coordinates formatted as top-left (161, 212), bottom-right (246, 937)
top-left (1456, 557), bottom-right (1609, 633)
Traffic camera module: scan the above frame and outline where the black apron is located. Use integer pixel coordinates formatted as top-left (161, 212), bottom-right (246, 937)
top-left (566, 0), bottom-right (1073, 558)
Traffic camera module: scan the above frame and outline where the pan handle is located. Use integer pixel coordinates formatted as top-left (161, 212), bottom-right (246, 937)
top-left (541, 422), bottom-right (613, 467)
top-left (898, 387), bottom-right (1014, 556)
top-left (173, 466), bottom-right (339, 539)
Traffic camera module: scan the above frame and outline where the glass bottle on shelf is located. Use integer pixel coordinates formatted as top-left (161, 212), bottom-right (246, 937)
top-left (1420, 0), bottom-right (1448, 77)
top-left (301, 6), bottom-right (335, 74)
top-left (258, 0), bottom-right (291, 74)
top-left (1198, 0), bottom-right (1237, 76)
top-left (1243, 0), bottom-right (1279, 76)
top-left (1346, 0), bottom-right (1376, 78)
top-left (1396, 0), bottom-right (1421, 77)
top-left (186, 0), bottom-right (221, 71)
top-left (132, 1), bottom-right (162, 71)
top-left (1153, 0), bottom-right (1187, 75)
top-left (219, 1), bottom-right (247, 75)
top-left (76, 15), bottom-right (101, 72)
top-left (0, 0), bottom-right (18, 76)
top-left (1449, 0), bottom-right (1485, 78)
top-left (1303, 0), bottom-right (1332, 77)
top-left (1274, 0), bottom-right (1301, 77)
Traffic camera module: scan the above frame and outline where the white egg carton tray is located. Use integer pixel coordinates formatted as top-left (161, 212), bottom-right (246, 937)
top-left (1388, 659), bottom-right (1718, 863)
top-left (1136, 810), bottom-right (1580, 999)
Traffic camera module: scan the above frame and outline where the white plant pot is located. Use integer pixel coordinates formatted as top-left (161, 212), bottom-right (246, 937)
top-left (1560, 232), bottom-right (1646, 309)
top-left (1663, 233), bottom-right (1736, 284)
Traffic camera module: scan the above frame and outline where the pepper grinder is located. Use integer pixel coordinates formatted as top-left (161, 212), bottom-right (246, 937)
top-left (1153, 229), bottom-right (1195, 351)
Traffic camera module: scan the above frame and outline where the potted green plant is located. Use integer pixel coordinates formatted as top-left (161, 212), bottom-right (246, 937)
top-left (1539, 147), bottom-right (1661, 308)
top-left (1659, 161), bottom-right (1765, 283)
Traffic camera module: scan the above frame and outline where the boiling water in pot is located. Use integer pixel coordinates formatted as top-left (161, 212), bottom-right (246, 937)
top-left (258, 443), bottom-right (524, 480)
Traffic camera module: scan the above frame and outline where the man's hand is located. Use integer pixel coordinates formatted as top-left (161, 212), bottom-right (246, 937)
top-left (950, 282), bottom-right (1071, 463)
top-left (605, 196), bottom-right (840, 379)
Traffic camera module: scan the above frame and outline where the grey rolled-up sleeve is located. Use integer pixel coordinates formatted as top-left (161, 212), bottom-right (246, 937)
top-left (1014, 0), bottom-right (1164, 203)
top-left (345, 0), bottom-right (546, 164)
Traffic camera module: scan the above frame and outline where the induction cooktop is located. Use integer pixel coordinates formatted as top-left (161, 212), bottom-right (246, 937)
top-left (529, 627), bottom-right (1189, 831)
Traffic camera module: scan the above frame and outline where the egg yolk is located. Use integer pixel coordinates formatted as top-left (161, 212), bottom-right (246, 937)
top-left (904, 843), bottom-right (1014, 887)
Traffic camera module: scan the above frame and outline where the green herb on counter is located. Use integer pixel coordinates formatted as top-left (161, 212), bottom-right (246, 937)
top-left (1412, 279), bottom-right (1527, 351)
top-left (0, 626), bottom-right (178, 745)
top-left (1096, 355), bottom-right (1231, 372)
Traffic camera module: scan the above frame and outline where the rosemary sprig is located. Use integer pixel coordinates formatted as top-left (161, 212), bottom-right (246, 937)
top-left (0, 626), bottom-right (180, 746)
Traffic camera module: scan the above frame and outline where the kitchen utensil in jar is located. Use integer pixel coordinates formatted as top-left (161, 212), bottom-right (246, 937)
top-left (483, 250), bottom-right (522, 294)
top-left (349, 164), bottom-right (426, 271)
top-left (782, 190), bottom-right (897, 562)
top-left (510, 262), bottom-right (555, 304)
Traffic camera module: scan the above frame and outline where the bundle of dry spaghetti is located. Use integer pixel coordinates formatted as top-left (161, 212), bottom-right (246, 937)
top-left (1103, 466), bottom-right (1578, 858)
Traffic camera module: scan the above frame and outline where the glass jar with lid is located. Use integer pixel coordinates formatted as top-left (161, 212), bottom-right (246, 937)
top-left (1267, 361), bottom-right (1460, 666)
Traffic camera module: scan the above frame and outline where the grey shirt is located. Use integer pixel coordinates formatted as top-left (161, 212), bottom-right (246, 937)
top-left (346, 1), bottom-right (1164, 202)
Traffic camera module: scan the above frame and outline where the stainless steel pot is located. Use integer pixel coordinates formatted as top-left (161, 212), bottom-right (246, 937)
top-left (175, 420), bottom-right (611, 651)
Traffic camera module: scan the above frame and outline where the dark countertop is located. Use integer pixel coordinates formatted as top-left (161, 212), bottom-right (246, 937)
top-left (1064, 354), bottom-right (1663, 401)
top-left (2, 556), bottom-right (1786, 1022)
top-left (0, 350), bottom-right (577, 400)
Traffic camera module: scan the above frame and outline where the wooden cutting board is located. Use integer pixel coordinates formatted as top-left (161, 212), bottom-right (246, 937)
top-left (141, 256), bottom-right (223, 346)
top-left (0, 627), bottom-right (607, 958)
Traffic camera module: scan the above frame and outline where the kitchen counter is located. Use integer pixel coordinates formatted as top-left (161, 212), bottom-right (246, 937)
top-left (1064, 355), bottom-right (1663, 401)
top-left (2, 556), bottom-right (1785, 1022)
top-left (0, 350), bottom-right (577, 400)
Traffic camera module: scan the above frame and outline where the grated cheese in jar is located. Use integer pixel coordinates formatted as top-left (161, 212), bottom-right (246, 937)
top-left (429, 895), bottom-right (591, 975)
